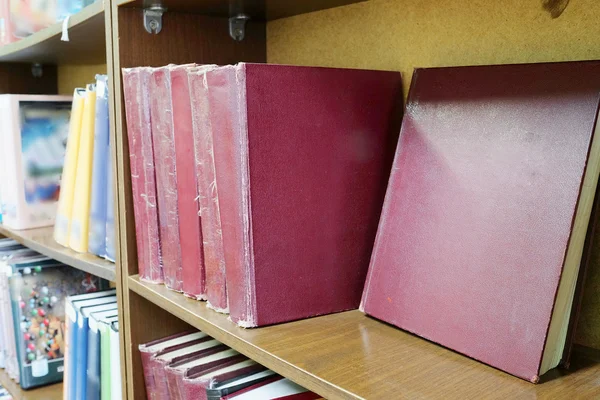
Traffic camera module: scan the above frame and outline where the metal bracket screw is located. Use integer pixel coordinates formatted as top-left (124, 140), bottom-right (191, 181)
top-left (31, 63), bottom-right (43, 78)
top-left (229, 14), bottom-right (250, 41)
top-left (143, 6), bottom-right (167, 34)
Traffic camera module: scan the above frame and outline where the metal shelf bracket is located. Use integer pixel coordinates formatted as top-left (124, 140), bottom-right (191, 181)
top-left (229, 14), bottom-right (250, 41)
top-left (143, 6), bottom-right (167, 34)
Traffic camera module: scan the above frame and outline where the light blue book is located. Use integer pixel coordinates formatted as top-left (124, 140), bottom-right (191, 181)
top-left (75, 299), bottom-right (118, 400)
top-left (88, 75), bottom-right (110, 257)
top-left (87, 310), bottom-right (118, 400)
top-left (65, 291), bottom-right (115, 400)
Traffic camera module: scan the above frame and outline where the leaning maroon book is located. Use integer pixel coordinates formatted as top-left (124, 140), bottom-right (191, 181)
top-left (361, 61), bottom-right (600, 382)
top-left (206, 63), bottom-right (403, 327)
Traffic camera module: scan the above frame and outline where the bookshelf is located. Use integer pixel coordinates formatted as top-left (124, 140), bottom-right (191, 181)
top-left (0, 2), bottom-right (105, 64)
top-left (128, 275), bottom-right (600, 399)
top-left (0, 0), bottom-right (599, 399)
top-left (0, 225), bottom-right (116, 282)
top-left (0, 369), bottom-right (61, 400)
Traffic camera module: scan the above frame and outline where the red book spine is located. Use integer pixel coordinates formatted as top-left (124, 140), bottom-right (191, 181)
top-left (181, 361), bottom-right (264, 400)
top-left (170, 64), bottom-right (206, 300)
top-left (140, 349), bottom-right (158, 400)
top-left (150, 66), bottom-right (183, 292)
top-left (188, 67), bottom-right (229, 313)
top-left (122, 67), bottom-right (163, 283)
top-left (205, 65), bottom-right (252, 325)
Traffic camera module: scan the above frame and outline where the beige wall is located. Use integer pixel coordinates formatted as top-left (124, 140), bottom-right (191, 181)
top-left (268, 0), bottom-right (600, 98)
top-left (57, 64), bottom-right (107, 94)
top-left (267, 0), bottom-right (600, 348)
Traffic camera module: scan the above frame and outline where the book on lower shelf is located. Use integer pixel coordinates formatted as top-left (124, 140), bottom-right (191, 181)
top-left (64, 289), bottom-right (120, 400)
top-left (140, 330), bottom-right (320, 400)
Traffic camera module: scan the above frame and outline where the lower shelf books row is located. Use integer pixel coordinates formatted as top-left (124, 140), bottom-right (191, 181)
top-left (64, 289), bottom-right (121, 400)
top-left (0, 238), bottom-right (110, 390)
top-left (140, 331), bottom-right (320, 400)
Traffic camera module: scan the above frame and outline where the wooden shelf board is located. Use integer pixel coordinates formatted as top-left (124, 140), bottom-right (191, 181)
top-left (0, 2), bottom-right (106, 64)
top-left (0, 369), bottom-right (62, 400)
top-left (128, 275), bottom-right (600, 399)
top-left (0, 225), bottom-right (116, 282)
top-left (115, 0), bottom-right (365, 21)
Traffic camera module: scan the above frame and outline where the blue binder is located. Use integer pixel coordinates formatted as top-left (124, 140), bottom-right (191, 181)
top-left (86, 309), bottom-right (118, 400)
top-left (88, 75), bottom-right (110, 257)
top-left (66, 291), bottom-right (116, 400)
top-left (75, 299), bottom-right (118, 400)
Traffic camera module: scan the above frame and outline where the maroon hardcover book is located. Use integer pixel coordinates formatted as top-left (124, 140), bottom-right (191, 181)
top-left (203, 63), bottom-right (402, 327)
top-left (122, 67), bottom-right (164, 283)
top-left (165, 351), bottom-right (245, 400)
top-left (361, 62), bottom-right (600, 382)
top-left (152, 339), bottom-right (224, 400)
top-left (139, 332), bottom-right (207, 400)
top-left (150, 66), bottom-right (183, 292)
top-left (188, 65), bottom-right (229, 313)
top-left (170, 64), bottom-right (207, 300)
top-left (181, 359), bottom-right (264, 400)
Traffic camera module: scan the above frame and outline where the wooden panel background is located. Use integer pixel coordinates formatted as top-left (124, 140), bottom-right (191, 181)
top-left (267, 0), bottom-right (600, 348)
top-left (57, 64), bottom-right (108, 94)
top-left (0, 63), bottom-right (57, 94)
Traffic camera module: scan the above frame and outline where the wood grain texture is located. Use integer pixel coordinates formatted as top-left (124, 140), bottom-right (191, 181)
top-left (0, 369), bottom-right (62, 400)
top-left (110, 7), bottom-right (266, 399)
top-left (116, 0), bottom-right (365, 21)
top-left (0, 225), bottom-right (116, 281)
top-left (129, 275), bottom-right (600, 400)
top-left (0, 2), bottom-right (105, 64)
top-left (0, 63), bottom-right (57, 94)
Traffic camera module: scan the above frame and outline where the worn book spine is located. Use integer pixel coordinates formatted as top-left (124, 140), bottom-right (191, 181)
top-left (122, 67), bottom-right (163, 283)
top-left (204, 65), bottom-right (251, 324)
top-left (150, 66), bottom-right (183, 292)
top-left (170, 64), bottom-right (206, 299)
top-left (188, 67), bottom-right (228, 313)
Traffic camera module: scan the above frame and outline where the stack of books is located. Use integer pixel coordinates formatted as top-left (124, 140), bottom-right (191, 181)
top-left (64, 289), bottom-right (120, 400)
top-left (0, 238), bottom-right (108, 389)
top-left (122, 63), bottom-right (403, 326)
top-left (140, 330), bottom-right (320, 400)
top-left (53, 74), bottom-right (116, 262)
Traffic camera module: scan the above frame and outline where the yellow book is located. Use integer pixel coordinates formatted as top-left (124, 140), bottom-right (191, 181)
top-left (54, 88), bottom-right (86, 246)
top-left (69, 84), bottom-right (97, 253)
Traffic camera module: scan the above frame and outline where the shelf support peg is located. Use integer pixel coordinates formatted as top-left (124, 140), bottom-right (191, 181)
top-left (143, 6), bottom-right (167, 34)
top-left (229, 14), bottom-right (250, 41)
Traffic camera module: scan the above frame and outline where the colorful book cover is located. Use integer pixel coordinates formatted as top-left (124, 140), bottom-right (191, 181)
top-left (8, 259), bottom-right (107, 389)
top-left (0, 95), bottom-right (72, 230)
top-left (54, 88), bottom-right (86, 246)
top-left (69, 84), bottom-right (97, 253)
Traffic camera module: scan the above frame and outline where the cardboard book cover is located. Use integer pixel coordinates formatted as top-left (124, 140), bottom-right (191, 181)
top-left (202, 63), bottom-right (403, 327)
top-left (122, 67), bottom-right (164, 283)
top-left (361, 61), bottom-right (600, 382)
